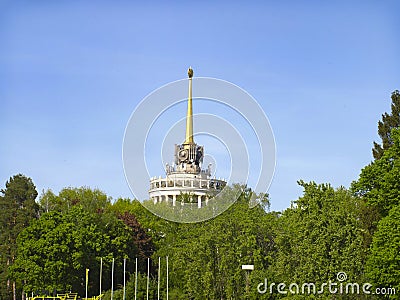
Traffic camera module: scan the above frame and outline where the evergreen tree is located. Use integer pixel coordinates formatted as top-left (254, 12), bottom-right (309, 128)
top-left (372, 90), bottom-right (400, 160)
top-left (0, 174), bottom-right (39, 300)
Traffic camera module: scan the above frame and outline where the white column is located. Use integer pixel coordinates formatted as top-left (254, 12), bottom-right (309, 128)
top-left (197, 195), bottom-right (202, 208)
top-left (172, 195), bottom-right (176, 207)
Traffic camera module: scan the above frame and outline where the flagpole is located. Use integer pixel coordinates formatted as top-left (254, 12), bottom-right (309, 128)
top-left (166, 256), bottom-right (169, 300)
top-left (85, 268), bottom-right (89, 299)
top-left (157, 257), bottom-right (160, 300)
top-left (111, 258), bottom-right (114, 300)
top-left (134, 257), bottom-right (138, 300)
top-left (146, 257), bottom-right (150, 300)
top-left (99, 258), bottom-right (102, 296)
top-left (123, 258), bottom-right (126, 300)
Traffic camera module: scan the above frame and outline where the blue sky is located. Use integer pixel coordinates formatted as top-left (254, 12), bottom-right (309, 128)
top-left (1, 1), bottom-right (399, 212)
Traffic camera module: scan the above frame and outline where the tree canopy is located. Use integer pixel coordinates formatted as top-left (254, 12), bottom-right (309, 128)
top-left (271, 181), bottom-right (367, 298)
top-left (9, 206), bottom-right (138, 296)
top-left (352, 128), bottom-right (400, 217)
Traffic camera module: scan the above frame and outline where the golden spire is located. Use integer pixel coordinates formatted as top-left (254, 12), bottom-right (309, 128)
top-left (185, 67), bottom-right (194, 144)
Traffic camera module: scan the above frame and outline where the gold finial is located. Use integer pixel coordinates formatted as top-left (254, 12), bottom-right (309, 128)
top-left (185, 67), bottom-right (194, 144)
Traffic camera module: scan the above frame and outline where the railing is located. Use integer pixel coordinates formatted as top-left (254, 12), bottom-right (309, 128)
top-left (28, 293), bottom-right (78, 300)
top-left (149, 177), bottom-right (226, 191)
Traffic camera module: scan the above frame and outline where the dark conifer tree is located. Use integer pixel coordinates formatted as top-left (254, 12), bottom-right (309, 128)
top-left (373, 90), bottom-right (400, 160)
top-left (0, 174), bottom-right (39, 300)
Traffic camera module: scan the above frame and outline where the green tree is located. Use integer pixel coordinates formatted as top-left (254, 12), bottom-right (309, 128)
top-left (0, 174), bottom-right (39, 300)
top-left (352, 128), bottom-right (400, 217)
top-left (372, 90), bottom-right (400, 160)
top-left (153, 190), bottom-right (275, 299)
top-left (107, 189), bottom-right (275, 299)
top-left (39, 187), bottom-right (111, 213)
top-left (9, 206), bottom-right (137, 296)
top-left (365, 204), bottom-right (400, 299)
top-left (272, 181), bottom-right (367, 299)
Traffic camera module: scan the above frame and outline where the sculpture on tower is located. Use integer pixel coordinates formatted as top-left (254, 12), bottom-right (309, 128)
top-left (149, 68), bottom-right (226, 207)
top-left (172, 67), bottom-right (205, 175)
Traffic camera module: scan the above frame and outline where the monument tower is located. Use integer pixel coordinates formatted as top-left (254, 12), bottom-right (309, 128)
top-left (149, 68), bottom-right (226, 207)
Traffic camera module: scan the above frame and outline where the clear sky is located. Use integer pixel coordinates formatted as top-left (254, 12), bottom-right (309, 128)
top-left (1, 1), bottom-right (399, 212)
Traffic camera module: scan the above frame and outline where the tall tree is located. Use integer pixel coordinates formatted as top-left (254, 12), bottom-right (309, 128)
top-left (0, 174), bottom-right (39, 300)
top-left (352, 128), bottom-right (400, 217)
top-left (272, 181), bottom-right (367, 298)
top-left (372, 90), bottom-right (400, 160)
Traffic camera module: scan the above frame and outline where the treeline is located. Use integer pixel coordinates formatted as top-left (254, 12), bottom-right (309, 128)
top-left (1, 90), bottom-right (399, 299)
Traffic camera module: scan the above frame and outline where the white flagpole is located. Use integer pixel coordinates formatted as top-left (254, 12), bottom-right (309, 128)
top-left (99, 258), bottom-right (102, 295)
top-left (166, 256), bottom-right (169, 300)
top-left (146, 257), bottom-right (150, 300)
top-left (134, 257), bottom-right (138, 300)
top-left (85, 268), bottom-right (89, 299)
top-left (157, 257), bottom-right (160, 300)
top-left (123, 258), bottom-right (126, 300)
top-left (111, 258), bottom-right (114, 300)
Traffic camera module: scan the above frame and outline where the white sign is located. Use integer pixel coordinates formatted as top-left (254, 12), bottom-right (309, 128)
top-left (242, 265), bottom-right (254, 270)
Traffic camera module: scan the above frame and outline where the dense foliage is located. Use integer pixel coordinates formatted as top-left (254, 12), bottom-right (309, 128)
top-left (366, 204), bottom-right (400, 295)
top-left (9, 206), bottom-right (138, 296)
top-left (272, 182), bottom-right (368, 299)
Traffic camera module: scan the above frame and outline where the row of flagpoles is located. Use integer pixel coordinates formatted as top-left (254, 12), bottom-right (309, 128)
top-left (85, 256), bottom-right (169, 300)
